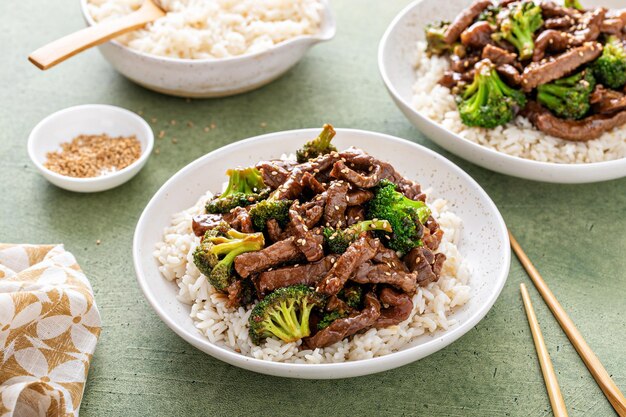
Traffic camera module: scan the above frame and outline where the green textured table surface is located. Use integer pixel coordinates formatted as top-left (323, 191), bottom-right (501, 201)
top-left (2, 1), bottom-right (625, 416)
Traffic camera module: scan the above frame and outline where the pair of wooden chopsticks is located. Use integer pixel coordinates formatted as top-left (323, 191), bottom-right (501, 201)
top-left (510, 231), bottom-right (626, 417)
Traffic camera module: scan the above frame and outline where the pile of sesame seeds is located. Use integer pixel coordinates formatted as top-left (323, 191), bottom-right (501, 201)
top-left (44, 134), bottom-right (141, 178)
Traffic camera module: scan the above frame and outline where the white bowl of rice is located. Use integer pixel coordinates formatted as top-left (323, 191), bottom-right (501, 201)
top-left (133, 128), bottom-right (510, 379)
top-left (378, 0), bottom-right (626, 183)
top-left (81, 0), bottom-right (335, 97)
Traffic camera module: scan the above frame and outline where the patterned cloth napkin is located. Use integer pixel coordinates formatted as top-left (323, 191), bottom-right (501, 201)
top-left (0, 244), bottom-right (101, 417)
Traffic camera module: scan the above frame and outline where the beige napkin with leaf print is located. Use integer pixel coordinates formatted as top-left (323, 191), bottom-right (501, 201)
top-left (0, 244), bottom-right (101, 417)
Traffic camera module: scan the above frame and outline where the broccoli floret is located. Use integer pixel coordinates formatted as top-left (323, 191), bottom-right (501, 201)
top-left (323, 220), bottom-right (392, 254)
top-left (458, 60), bottom-right (527, 128)
top-left (205, 167), bottom-right (270, 214)
top-left (537, 70), bottom-right (595, 120)
top-left (248, 285), bottom-right (326, 344)
top-left (564, 0), bottom-right (584, 11)
top-left (593, 36), bottom-right (626, 89)
top-left (249, 198), bottom-right (293, 230)
top-left (366, 179), bottom-right (431, 255)
top-left (339, 286), bottom-right (363, 309)
top-left (318, 310), bottom-right (348, 330)
top-left (193, 224), bottom-right (265, 290)
top-left (425, 21), bottom-right (466, 57)
top-left (492, 1), bottom-right (543, 60)
top-left (296, 124), bottom-right (337, 163)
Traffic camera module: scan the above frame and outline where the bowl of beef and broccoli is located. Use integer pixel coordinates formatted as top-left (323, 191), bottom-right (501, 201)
top-left (379, 0), bottom-right (626, 183)
top-left (134, 125), bottom-right (510, 378)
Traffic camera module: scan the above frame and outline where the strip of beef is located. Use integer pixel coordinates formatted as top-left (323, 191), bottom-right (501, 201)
top-left (432, 253), bottom-right (447, 277)
top-left (375, 288), bottom-right (414, 328)
top-left (443, 0), bottom-right (492, 44)
top-left (225, 280), bottom-right (255, 308)
top-left (301, 172), bottom-right (326, 194)
top-left (289, 203), bottom-right (324, 262)
top-left (422, 216), bottom-right (444, 251)
top-left (606, 8), bottom-right (626, 25)
top-left (482, 44), bottom-right (517, 66)
top-left (192, 213), bottom-right (224, 237)
top-left (351, 262), bottom-right (418, 295)
top-left (271, 152), bottom-right (341, 200)
top-left (316, 235), bottom-right (380, 295)
top-left (461, 21), bottom-right (494, 49)
top-left (600, 18), bottom-right (624, 35)
top-left (227, 207), bottom-right (254, 233)
top-left (346, 189), bottom-right (373, 206)
top-left (533, 30), bottom-right (572, 61)
top-left (590, 85), bottom-right (626, 114)
top-left (521, 42), bottom-right (603, 91)
top-left (323, 181), bottom-right (349, 228)
top-left (256, 256), bottom-right (335, 294)
top-left (326, 294), bottom-right (352, 313)
top-left (331, 160), bottom-right (381, 188)
top-left (256, 161), bottom-right (290, 189)
top-left (540, 1), bottom-right (581, 19)
top-left (281, 200), bottom-right (325, 239)
top-left (373, 247), bottom-right (408, 272)
top-left (345, 206), bottom-right (365, 226)
top-left (544, 15), bottom-right (576, 30)
top-left (524, 100), bottom-right (626, 140)
top-left (496, 64), bottom-right (522, 86)
top-left (404, 247), bottom-right (446, 286)
top-left (534, 10), bottom-right (605, 61)
top-left (438, 70), bottom-right (475, 89)
top-left (339, 148), bottom-right (424, 200)
top-left (450, 54), bottom-right (480, 73)
top-left (234, 235), bottom-right (323, 278)
top-left (266, 219), bottom-right (283, 242)
top-left (304, 292), bottom-right (381, 349)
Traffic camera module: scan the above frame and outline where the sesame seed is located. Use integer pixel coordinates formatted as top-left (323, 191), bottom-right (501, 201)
top-left (334, 205), bottom-right (339, 210)
top-left (294, 264), bottom-right (300, 268)
top-left (385, 272), bottom-right (392, 276)
top-left (271, 171), bottom-right (278, 176)
top-left (158, 130), bottom-right (165, 139)
top-left (96, 239), bottom-right (101, 245)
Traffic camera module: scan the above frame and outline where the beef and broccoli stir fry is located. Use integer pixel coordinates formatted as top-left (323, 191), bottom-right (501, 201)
top-left (427, 0), bottom-right (626, 141)
top-left (190, 125), bottom-right (447, 349)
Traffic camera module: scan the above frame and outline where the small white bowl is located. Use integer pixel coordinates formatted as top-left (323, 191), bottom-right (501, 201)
top-left (378, 0), bottom-right (626, 183)
top-left (133, 128), bottom-right (510, 379)
top-left (79, 1), bottom-right (336, 98)
top-left (28, 104), bottom-right (153, 193)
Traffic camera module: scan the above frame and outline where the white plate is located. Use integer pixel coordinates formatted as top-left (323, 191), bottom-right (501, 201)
top-left (133, 128), bottom-right (510, 379)
top-left (378, 0), bottom-right (626, 183)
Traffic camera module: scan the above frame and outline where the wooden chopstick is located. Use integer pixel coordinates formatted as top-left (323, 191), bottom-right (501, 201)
top-left (510, 231), bottom-right (626, 417)
top-left (520, 283), bottom-right (569, 417)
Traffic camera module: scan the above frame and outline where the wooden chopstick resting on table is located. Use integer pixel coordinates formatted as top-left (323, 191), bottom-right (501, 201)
top-left (520, 283), bottom-right (568, 417)
top-left (510, 231), bottom-right (626, 417)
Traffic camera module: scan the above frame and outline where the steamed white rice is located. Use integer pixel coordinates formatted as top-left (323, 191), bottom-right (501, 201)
top-left (87, 0), bottom-right (323, 59)
top-left (154, 176), bottom-right (471, 363)
top-left (412, 41), bottom-right (626, 163)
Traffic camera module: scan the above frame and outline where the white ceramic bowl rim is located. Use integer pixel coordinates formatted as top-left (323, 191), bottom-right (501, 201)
top-left (79, 0), bottom-right (336, 65)
top-left (378, 0), bottom-right (626, 174)
top-left (133, 128), bottom-right (510, 375)
top-left (27, 104), bottom-right (153, 184)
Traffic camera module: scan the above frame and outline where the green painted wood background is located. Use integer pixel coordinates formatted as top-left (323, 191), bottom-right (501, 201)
top-left (1, 1), bottom-right (625, 416)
